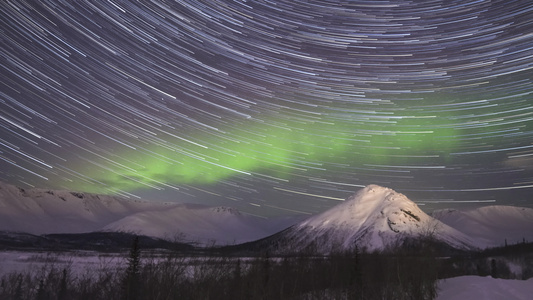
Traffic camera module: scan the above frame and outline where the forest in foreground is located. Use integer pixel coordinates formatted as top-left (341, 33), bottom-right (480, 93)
top-left (1, 235), bottom-right (532, 300)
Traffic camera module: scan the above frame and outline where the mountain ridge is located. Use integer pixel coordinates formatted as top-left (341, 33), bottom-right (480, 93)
top-left (0, 181), bottom-right (294, 245)
top-left (258, 185), bottom-right (476, 254)
top-left (1, 181), bottom-right (532, 252)
top-left (433, 205), bottom-right (533, 248)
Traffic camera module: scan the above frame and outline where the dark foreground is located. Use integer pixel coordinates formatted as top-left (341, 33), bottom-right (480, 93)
top-left (0, 233), bottom-right (532, 300)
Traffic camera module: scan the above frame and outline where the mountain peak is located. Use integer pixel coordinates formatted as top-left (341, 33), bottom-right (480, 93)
top-left (299, 184), bottom-right (417, 230)
top-left (278, 185), bottom-right (475, 253)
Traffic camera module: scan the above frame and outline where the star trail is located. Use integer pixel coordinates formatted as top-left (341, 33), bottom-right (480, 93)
top-left (1, 0), bottom-right (533, 216)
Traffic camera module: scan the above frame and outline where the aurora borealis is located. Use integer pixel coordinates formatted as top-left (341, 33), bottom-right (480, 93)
top-left (1, 0), bottom-right (533, 216)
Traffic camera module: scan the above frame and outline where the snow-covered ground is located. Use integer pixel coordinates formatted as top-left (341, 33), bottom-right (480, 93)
top-left (0, 250), bottom-right (256, 283)
top-left (0, 250), bottom-right (126, 278)
top-left (2, 251), bottom-right (532, 299)
top-left (436, 276), bottom-right (533, 300)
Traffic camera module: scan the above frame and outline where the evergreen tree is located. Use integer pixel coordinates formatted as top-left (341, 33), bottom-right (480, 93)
top-left (57, 268), bottom-right (68, 300)
top-left (491, 259), bottom-right (498, 278)
top-left (352, 245), bottom-right (363, 299)
top-left (13, 275), bottom-right (23, 300)
top-left (35, 279), bottom-right (46, 300)
top-left (122, 236), bottom-right (141, 300)
top-left (234, 259), bottom-right (241, 283)
top-left (231, 259), bottom-right (242, 299)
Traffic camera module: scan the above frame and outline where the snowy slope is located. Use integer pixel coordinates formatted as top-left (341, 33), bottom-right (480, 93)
top-left (0, 182), bottom-right (168, 234)
top-left (433, 206), bottom-right (533, 248)
top-left (274, 185), bottom-right (476, 253)
top-left (0, 182), bottom-right (295, 245)
top-left (103, 204), bottom-right (298, 245)
top-left (3, 181), bottom-right (532, 249)
top-left (436, 276), bottom-right (533, 300)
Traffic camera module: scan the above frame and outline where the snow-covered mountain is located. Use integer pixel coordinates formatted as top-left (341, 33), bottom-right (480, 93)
top-left (261, 185), bottom-right (476, 254)
top-left (102, 204), bottom-right (299, 245)
top-left (433, 206), bottom-right (533, 248)
top-left (0, 182), bottom-right (294, 245)
top-left (0, 182), bottom-right (166, 234)
top-left (2, 181), bottom-right (532, 251)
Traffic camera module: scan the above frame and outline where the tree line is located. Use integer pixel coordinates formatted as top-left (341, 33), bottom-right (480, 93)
top-left (2, 236), bottom-right (532, 299)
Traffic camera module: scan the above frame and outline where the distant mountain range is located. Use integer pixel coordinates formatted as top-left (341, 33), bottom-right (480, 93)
top-left (0, 182), bottom-right (297, 245)
top-left (433, 205), bottom-right (533, 249)
top-left (1, 182), bottom-right (532, 252)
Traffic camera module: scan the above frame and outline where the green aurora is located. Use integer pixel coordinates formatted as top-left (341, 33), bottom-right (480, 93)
top-left (74, 109), bottom-right (464, 195)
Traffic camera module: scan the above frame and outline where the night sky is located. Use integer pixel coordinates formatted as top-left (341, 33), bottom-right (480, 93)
top-left (1, 0), bottom-right (533, 217)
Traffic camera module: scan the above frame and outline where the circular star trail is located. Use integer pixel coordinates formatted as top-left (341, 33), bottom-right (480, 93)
top-left (1, 0), bottom-right (533, 216)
